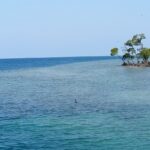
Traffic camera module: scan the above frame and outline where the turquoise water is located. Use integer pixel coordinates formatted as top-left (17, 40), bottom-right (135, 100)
top-left (1, 57), bottom-right (150, 149)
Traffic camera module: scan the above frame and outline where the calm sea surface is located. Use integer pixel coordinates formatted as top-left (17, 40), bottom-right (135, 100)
top-left (0, 56), bottom-right (150, 150)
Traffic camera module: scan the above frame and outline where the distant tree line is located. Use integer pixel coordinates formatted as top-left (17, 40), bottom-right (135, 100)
top-left (110, 33), bottom-right (150, 66)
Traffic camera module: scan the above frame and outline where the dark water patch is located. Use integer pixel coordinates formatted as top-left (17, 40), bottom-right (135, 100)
top-left (0, 56), bottom-right (118, 71)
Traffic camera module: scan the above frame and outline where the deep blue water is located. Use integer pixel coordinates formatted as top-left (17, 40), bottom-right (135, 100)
top-left (1, 56), bottom-right (150, 150)
top-left (0, 56), bottom-right (116, 70)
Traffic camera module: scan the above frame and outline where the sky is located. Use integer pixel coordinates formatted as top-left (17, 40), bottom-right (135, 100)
top-left (0, 0), bottom-right (150, 58)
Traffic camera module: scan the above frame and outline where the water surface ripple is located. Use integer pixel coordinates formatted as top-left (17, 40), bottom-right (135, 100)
top-left (0, 57), bottom-right (150, 150)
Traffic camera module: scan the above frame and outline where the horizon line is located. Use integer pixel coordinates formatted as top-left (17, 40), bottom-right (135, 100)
top-left (0, 55), bottom-right (115, 60)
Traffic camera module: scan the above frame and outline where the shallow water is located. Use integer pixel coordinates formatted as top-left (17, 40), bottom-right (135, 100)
top-left (0, 57), bottom-right (150, 150)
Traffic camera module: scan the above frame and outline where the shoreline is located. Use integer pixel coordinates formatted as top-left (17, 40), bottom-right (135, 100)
top-left (122, 63), bottom-right (150, 67)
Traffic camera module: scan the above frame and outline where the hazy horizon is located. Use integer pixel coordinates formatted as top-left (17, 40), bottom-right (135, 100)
top-left (0, 0), bottom-right (150, 58)
top-left (0, 55), bottom-right (113, 60)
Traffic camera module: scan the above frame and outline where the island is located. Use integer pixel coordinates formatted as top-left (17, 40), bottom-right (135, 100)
top-left (111, 33), bottom-right (150, 67)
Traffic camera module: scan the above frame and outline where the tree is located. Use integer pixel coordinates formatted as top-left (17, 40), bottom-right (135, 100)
top-left (110, 48), bottom-right (118, 56)
top-left (140, 48), bottom-right (150, 63)
top-left (110, 33), bottom-right (150, 66)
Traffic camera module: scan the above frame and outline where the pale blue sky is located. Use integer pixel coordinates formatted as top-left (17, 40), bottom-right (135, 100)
top-left (0, 0), bottom-right (150, 58)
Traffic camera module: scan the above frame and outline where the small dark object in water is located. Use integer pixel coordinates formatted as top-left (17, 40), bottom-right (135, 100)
top-left (74, 99), bottom-right (77, 103)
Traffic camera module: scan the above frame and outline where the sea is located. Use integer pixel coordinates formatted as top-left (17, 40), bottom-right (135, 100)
top-left (0, 56), bottom-right (150, 150)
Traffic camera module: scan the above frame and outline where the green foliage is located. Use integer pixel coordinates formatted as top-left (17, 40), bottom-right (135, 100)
top-left (125, 33), bottom-right (145, 47)
top-left (127, 48), bottom-right (136, 54)
top-left (131, 33), bottom-right (145, 46)
top-left (122, 53), bottom-right (131, 60)
top-left (140, 48), bottom-right (150, 62)
top-left (110, 48), bottom-right (118, 56)
top-left (110, 33), bottom-right (150, 65)
top-left (122, 53), bottom-right (134, 62)
top-left (125, 40), bottom-right (133, 47)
